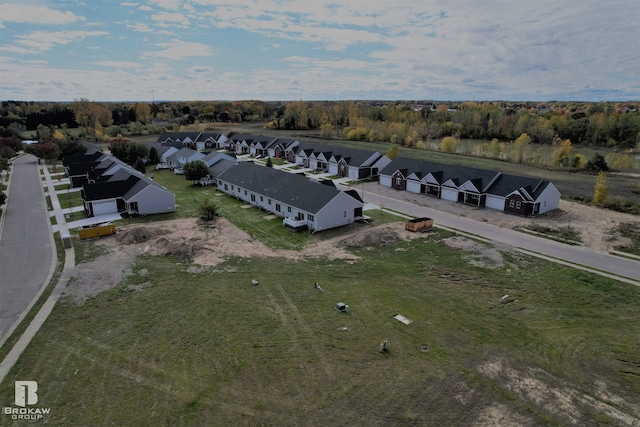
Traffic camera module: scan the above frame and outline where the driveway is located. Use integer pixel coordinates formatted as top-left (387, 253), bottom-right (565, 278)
top-left (0, 155), bottom-right (55, 344)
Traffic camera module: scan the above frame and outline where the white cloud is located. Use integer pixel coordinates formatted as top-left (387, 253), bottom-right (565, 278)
top-left (142, 40), bottom-right (213, 59)
top-left (95, 61), bottom-right (141, 68)
top-left (151, 11), bottom-right (190, 27)
top-left (15, 30), bottom-right (109, 52)
top-left (139, 5), bottom-right (153, 12)
top-left (120, 2), bottom-right (138, 7)
top-left (0, 4), bottom-right (81, 25)
top-left (149, 0), bottom-right (182, 10)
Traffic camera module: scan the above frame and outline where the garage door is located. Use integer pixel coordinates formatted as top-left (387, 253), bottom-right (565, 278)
top-left (92, 200), bottom-right (118, 215)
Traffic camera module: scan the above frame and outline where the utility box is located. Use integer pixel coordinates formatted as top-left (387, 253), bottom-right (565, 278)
top-left (404, 217), bottom-right (433, 232)
top-left (78, 222), bottom-right (116, 240)
top-left (335, 302), bottom-right (350, 313)
top-left (62, 234), bottom-right (72, 249)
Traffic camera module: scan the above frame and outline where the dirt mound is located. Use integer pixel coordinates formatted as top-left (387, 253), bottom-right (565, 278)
top-left (115, 226), bottom-right (171, 245)
top-left (345, 227), bottom-right (404, 248)
top-left (150, 236), bottom-right (206, 260)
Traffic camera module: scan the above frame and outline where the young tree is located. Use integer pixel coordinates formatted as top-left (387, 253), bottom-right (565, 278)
top-left (265, 157), bottom-right (273, 168)
top-left (386, 143), bottom-right (399, 160)
top-left (183, 160), bottom-right (209, 184)
top-left (593, 172), bottom-right (608, 205)
top-left (551, 138), bottom-right (572, 166)
top-left (439, 136), bottom-right (457, 153)
top-left (134, 157), bottom-right (146, 173)
top-left (199, 199), bottom-right (218, 221)
top-left (147, 146), bottom-right (160, 166)
top-left (513, 133), bottom-right (531, 163)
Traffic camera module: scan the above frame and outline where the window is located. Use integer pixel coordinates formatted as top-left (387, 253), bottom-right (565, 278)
top-left (343, 210), bottom-right (347, 217)
top-left (224, 184), bottom-right (228, 191)
top-left (287, 206), bottom-right (292, 213)
top-left (395, 177), bottom-right (402, 186)
top-left (276, 203), bottom-right (281, 212)
top-left (251, 194), bottom-right (256, 202)
top-left (244, 190), bottom-right (247, 195)
top-left (308, 214), bottom-right (314, 221)
top-left (231, 185), bottom-right (234, 191)
top-left (509, 200), bottom-right (515, 208)
top-left (516, 201), bottom-right (522, 209)
top-left (260, 196), bottom-right (263, 202)
top-left (268, 199), bottom-right (272, 205)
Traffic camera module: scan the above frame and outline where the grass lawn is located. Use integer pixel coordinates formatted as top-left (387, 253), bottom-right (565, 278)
top-left (1, 228), bottom-right (638, 426)
top-left (56, 191), bottom-right (83, 210)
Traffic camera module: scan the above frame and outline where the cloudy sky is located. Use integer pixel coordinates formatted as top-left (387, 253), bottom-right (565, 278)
top-left (0, 0), bottom-right (638, 102)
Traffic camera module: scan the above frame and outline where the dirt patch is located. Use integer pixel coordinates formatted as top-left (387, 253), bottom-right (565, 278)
top-left (344, 226), bottom-right (405, 248)
top-left (477, 357), bottom-right (640, 426)
top-left (444, 236), bottom-right (506, 269)
top-left (65, 219), bottom-right (420, 302)
top-left (115, 225), bottom-right (171, 245)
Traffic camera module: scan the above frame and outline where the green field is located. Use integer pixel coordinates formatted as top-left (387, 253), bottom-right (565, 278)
top-left (1, 223), bottom-right (639, 425)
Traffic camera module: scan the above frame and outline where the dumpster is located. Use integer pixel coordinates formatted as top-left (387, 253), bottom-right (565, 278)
top-left (404, 217), bottom-right (433, 232)
top-left (78, 222), bottom-right (116, 240)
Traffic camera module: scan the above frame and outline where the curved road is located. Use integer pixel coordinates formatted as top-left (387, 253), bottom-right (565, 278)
top-left (358, 186), bottom-right (639, 284)
top-left (0, 155), bottom-right (55, 344)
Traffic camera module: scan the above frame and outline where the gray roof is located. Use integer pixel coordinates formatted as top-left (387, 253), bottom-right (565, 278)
top-left (157, 132), bottom-right (201, 143)
top-left (486, 173), bottom-right (552, 199)
top-left (381, 157), bottom-right (500, 191)
top-left (209, 158), bottom-right (237, 177)
top-left (218, 162), bottom-right (355, 214)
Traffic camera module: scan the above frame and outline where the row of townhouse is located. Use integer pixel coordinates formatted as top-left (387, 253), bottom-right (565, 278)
top-left (155, 132), bottom-right (560, 217)
top-left (155, 132), bottom-right (392, 181)
top-left (379, 158), bottom-right (560, 216)
top-left (62, 150), bottom-right (176, 217)
top-left (213, 161), bottom-right (365, 232)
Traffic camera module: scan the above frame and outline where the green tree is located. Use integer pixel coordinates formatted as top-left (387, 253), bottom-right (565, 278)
top-left (134, 157), bottom-right (146, 173)
top-left (126, 142), bottom-right (149, 164)
top-left (265, 157), bottom-right (273, 168)
top-left (36, 124), bottom-right (52, 142)
top-left (147, 146), bottom-right (160, 166)
top-left (586, 153), bottom-right (609, 172)
top-left (386, 143), bottom-right (399, 160)
top-left (183, 160), bottom-right (209, 184)
top-left (593, 172), bottom-right (608, 204)
top-left (199, 199), bottom-right (218, 221)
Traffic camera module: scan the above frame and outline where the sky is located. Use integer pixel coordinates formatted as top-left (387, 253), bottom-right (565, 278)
top-left (0, 0), bottom-right (639, 102)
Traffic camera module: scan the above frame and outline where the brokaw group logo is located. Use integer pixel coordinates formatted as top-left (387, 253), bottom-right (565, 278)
top-left (2, 381), bottom-right (51, 420)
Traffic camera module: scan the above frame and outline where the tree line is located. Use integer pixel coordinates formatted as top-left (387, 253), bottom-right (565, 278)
top-left (2, 99), bottom-right (639, 150)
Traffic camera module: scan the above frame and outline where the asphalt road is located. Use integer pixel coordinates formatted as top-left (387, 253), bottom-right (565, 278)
top-left (359, 187), bottom-right (640, 284)
top-left (0, 155), bottom-right (54, 343)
